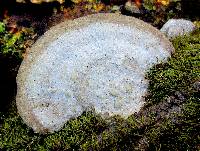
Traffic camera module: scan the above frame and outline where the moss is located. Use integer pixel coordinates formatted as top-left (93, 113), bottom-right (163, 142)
top-left (146, 29), bottom-right (200, 105)
top-left (144, 29), bottom-right (200, 151)
top-left (0, 110), bottom-right (108, 150)
top-left (0, 30), bottom-right (199, 150)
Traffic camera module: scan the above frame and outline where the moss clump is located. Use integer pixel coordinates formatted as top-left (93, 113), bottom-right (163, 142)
top-left (147, 30), bottom-right (200, 105)
top-left (0, 30), bottom-right (199, 150)
top-left (0, 109), bottom-right (107, 150)
top-left (144, 29), bottom-right (200, 150)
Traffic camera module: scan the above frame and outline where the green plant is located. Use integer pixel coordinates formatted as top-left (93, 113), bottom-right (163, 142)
top-left (0, 22), bottom-right (25, 58)
top-left (0, 22), bottom-right (6, 33)
top-left (0, 28), bottom-right (199, 151)
top-left (146, 30), bottom-right (200, 105)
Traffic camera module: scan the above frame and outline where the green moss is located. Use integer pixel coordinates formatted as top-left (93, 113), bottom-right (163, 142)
top-left (0, 110), bottom-right (108, 150)
top-left (0, 22), bottom-right (6, 33)
top-left (0, 30), bottom-right (199, 150)
top-left (144, 29), bottom-right (200, 151)
top-left (146, 30), bottom-right (200, 105)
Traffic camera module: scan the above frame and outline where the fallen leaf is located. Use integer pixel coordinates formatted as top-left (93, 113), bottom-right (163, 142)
top-left (93, 3), bottom-right (104, 12)
top-left (157, 0), bottom-right (169, 6)
top-left (135, 0), bottom-right (142, 8)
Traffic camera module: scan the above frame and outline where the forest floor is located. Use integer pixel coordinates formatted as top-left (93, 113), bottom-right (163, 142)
top-left (0, 0), bottom-right (199, 150)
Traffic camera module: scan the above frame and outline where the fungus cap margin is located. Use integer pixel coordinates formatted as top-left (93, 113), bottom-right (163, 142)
top-left (16, 13), bottom-right (174, 133)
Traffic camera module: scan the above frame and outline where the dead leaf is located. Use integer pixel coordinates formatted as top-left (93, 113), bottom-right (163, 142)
top-left (157, 0), bottom-right (169, 6)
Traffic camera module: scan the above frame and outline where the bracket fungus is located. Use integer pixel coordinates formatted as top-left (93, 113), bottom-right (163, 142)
top-left (16, 13), bottom-right (174, 133)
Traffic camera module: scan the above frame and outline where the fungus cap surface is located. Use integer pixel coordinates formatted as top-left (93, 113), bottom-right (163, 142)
top-left (16, 13), bottom-right (174, 133)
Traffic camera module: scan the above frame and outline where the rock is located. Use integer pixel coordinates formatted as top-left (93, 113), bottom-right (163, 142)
top-left (160, 19), bottom-right (196, 39)
top-left (124, 1), bottom-right (141, 14)
top-left (16, 13), bottom-right (174, 133)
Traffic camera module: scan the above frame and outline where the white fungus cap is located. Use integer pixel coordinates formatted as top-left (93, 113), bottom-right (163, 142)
top-left (16, 13), bottom-right (174, 133)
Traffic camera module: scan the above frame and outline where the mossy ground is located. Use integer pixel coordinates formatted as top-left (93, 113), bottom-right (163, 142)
top-left (0, 29), bottom-right (199, 150)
